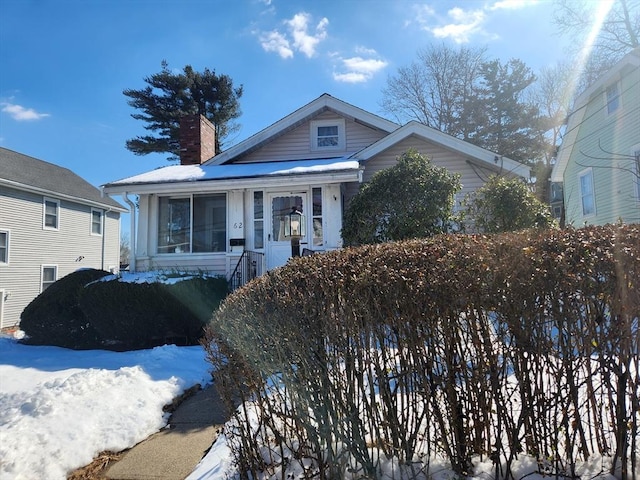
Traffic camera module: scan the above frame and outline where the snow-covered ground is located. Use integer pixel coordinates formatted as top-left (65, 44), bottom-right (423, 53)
top-left (0, 333), bottom-right (628, 480)
top-left (0, 334), bottom-right (221, 479)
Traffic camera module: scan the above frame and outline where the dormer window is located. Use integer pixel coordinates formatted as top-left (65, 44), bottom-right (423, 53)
top-left (311, 119), bottom-right (345, 151)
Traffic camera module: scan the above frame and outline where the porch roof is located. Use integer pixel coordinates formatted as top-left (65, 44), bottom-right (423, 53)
top-left (102, 157), bottom-right (361, 195)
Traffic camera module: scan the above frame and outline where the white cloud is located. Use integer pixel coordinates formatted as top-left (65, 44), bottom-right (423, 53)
top-left (430, 7), bottom-right (486, 44)
top-left (257, 12), bottom-right (328, 59)
top-left (286, 13), bottom-right (328, 58)
top-left (1, 103), bottom-right (50, 121)
top-left (490, 0), bottom-right (538, 10)
top-left (333, 51), bottom-right (388, 84)
top-left (413, 1), bottom-right (537, 44)
top-left (259, 30), bottom-right (294, 59)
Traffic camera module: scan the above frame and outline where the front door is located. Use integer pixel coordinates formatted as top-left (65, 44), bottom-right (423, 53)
top-left (266, 193), bottom-right (307, 270)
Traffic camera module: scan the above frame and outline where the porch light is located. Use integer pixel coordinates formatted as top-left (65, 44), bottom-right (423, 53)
top-left (283, 206), bottom-right (306, 256)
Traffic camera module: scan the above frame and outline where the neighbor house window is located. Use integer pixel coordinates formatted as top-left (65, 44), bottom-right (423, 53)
top-left (605, 82), bottom-right (620, 115)
top-left (253, 191), bottom-right (264, 249)
top-left (311, 119), bottom-right (345, 151)
top-left (41, 265), bottom-right (57, 292)
top-left (91, 209), bottom-right (103, 235)
top-left (0, 230), bottom-right (8, 264)
top-left (579, 168), bottom-right (595, 216)
top-left (312, 188), bottom-right (323, 247)
top-left (158, 194), bottom-right (226, 254)
top-left (43, 198), bottom-right (59, 230)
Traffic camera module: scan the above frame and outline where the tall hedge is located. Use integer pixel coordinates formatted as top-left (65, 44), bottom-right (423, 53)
top-left (203, 225), bottom-right (639, 479)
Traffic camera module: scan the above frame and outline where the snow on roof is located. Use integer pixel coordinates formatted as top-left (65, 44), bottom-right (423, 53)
top-left (105, 158), bottom-right (360, 187)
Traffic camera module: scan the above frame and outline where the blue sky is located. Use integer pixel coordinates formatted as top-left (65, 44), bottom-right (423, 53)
top-left (1, 0), bottom-right (587, 234)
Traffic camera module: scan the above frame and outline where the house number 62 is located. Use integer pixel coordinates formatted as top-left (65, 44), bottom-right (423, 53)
top-left (233, 222), bottom-right (243, 229)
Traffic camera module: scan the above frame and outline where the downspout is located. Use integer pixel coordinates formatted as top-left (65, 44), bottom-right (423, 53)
top-left (101, 207), bottom-right (112, 271)
top-left (123, 193), bottom-right (137, 272)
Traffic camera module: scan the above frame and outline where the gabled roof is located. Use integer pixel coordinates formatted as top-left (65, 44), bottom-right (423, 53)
top-left (551, 47), bottom-right (640, 183)
top-left (207, 93), bottom-right (399, 166)
top-left (0, 147), bottom-right (126, 212)
top-left (351, 121), bottom-right (530, 178)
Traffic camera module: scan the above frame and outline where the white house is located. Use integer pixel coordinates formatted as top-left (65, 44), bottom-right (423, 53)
top-left (0, 147), bottom-right (127, 330)
top-left (102, 94), bottom-right (529, 287)
top-left (552, 48), bottom-right (640, 226)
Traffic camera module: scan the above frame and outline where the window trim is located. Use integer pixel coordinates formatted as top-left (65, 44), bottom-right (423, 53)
top-left (310, 119), bottom-right (345, 151)
top-left (578, 168), bottom-right (596, 217)
top-left (41, 265), bottom-right (58, 293)
top-left (43, 197), bottom-right (60, 231)
top-left (0, 229), bottom-right (9, 265)
top-left (632, 144), bottom-right (640, 201)
top-left (91, 208), bottom-right (104, 236)
top-left (604, 80), bottom-right (621, 116)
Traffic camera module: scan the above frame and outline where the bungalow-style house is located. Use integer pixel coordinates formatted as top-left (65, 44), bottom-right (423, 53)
top-left (0, 147), bottom-right (127, 330)
top-left (551, 48), bottom-right (640, 226)
top-left (102, 94), bottom-right (529, 286)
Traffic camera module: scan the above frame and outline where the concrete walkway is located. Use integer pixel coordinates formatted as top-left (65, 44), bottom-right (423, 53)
top-left (105, 384), bottom-right (228, 480)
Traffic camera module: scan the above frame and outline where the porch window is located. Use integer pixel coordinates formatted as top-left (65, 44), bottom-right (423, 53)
top-left (158, 194), bottom-right (227, 253)
top-left (311, 119), bottom-right (345, 151)
top-left (579, 168), bottom-right (595, 216)
top-left (253, 191), bottom-right (264, 249)
top-left (312, 188), bottom-right (323, 246)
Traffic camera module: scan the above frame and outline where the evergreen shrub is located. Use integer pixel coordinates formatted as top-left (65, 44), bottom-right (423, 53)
top-left (20, 270), bottom-right (228, 350)
top-left (20, 268), bottom-right (111, 349)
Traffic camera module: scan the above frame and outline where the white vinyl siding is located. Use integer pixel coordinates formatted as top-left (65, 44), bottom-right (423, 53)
top-left (347, 136), bottom-right (501, 209)
top-left (0, 185), bottom-right (121, 329)
top-left (43, 198), bottom-right (59, 230)
top-left (0, 230), bottom-right (8, 264)
top-left (41, 265), bottom-right (57, 292)
top-left (237, 111), bottom-right (388, 163)
top-left (91, 208), bottom-right (103, 235)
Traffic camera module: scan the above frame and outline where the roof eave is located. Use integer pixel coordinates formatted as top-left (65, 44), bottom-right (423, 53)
top-left (102, 169), bottom-right (361, 196)
top-left (207, 94), bottom-right (399, 166)
top-left (0, 177), bottom-right (128, 213)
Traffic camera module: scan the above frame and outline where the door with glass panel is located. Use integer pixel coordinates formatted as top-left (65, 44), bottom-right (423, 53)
top-left (266, 193), bottom-right (307, 270)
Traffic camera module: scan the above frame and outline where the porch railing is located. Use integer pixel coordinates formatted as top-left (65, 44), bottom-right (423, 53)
top-left (229, 250), bottom-right (265, 291)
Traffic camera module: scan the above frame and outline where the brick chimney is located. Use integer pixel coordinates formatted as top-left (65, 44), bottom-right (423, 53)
top-left (179, 114), bottom-right (216, 165)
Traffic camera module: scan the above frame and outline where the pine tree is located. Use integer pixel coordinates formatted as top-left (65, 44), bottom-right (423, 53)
top-left (123, 61), bottom-right (243, 161)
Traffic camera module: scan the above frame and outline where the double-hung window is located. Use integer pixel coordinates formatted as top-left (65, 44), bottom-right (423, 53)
top-left (0, 230), bottom-right (8, 264)
top-left (158, 194), bottom-right (227, 253)
top-left (579, 168), bottom-right (595, 216)
top-left (91, 209), bottom-right (103, 235)
top-left (41, 265), bottom-right (57, 292)
top-left (605, 82), bottom-right (620, 115)
top-left (311, 119), bottom-right (345, 151)
top-left (43, 198), bottom-right (59, 230)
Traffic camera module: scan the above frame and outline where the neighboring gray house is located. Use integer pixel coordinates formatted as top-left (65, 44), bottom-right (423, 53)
top-left (552, 48), bottom-right (640, 226)
top-left (0, 147), bottom-right (127, 330)
top-left (103, 94), bottom-right (529, 286)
